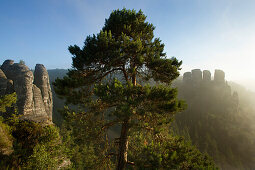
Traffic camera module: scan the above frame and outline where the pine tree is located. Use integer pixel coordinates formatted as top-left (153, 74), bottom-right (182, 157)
top-left (53, 8), bottom-right (184, 169)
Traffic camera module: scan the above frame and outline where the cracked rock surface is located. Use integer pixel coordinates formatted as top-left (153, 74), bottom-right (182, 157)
top-left (0, 60), bottom-right (52, 123)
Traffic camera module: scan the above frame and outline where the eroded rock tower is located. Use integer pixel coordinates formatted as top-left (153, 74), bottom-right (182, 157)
top-left (0, 60), bottom-right (52, 123)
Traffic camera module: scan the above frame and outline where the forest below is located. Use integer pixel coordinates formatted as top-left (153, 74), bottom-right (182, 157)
top-left (48, 68), bottom-right (255, 170)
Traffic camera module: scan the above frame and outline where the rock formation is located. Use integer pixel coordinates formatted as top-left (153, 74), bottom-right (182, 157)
top-left (34, 64), bottom-right (53, 120)
top-left (191, 69), bottom-right (202, 82)
top-left (214, 69), bottom-right (225, 84)
top-left (183, 72), bottom-right (192, 84)
top-left (0, 60), bottom-right (52, 123)
top-left (203, 70), bottom-right (211, 82)
top-left (0, 69), bottom-right (10, 95)
top-left (182, 69), bottom-right (232, 98)
top-left (183, 69), bottom-right (226, 85)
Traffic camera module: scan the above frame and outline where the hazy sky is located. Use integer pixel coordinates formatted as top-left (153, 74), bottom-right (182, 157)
top-left (1, 0), bottom-right (255, 86)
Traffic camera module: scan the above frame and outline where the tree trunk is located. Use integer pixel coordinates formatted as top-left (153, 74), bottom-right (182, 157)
top-left (132, 74), bottom-right (136, 86)
top-left (131, 63), bottom-right (137, 86)
top-left (117, 64), bottom-right (135, 169)
top-left (117, 120), bottom-right (129, 170)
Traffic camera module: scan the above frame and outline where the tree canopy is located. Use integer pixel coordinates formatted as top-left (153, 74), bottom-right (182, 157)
top-left (54, 9), bottom-right (182, 100)
top-left (53, 8), bottom-right (213, 169)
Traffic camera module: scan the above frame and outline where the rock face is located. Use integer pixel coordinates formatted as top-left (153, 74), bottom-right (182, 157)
top-left (183, 72), bottom-right (192, 84)
top-left (183, 69), bottom-right (225, 84)
top-left (182, 69), bottom-right (232, 98)
top-left (34, 64), bottom-right (52, 120)
top-left (203, 70), bottom-right (211, 82)
top-left (1, 60), bottom-right (14, 74)
top-left (0, 69), bottom-right (9, 95)
top-left (0, 60), bottom-right (52, 123)
top-left (191, 69), bottom-right (202, 84)
top-left (214, 69), bottom-right (225, 84)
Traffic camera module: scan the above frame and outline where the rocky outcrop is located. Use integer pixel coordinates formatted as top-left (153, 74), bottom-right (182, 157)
top-left (214, 69), bottom-right (225, 84)
top-left (34, 64), bottom-right (52, 121)
top-left (2, 63), bottom-right (34, 116)
top-left (0, 60), bottom-right (52, 123)
top-left (182, 69), bottom-right (232, 98)
top-left (191, 69), bottom-right (202, 83)
top-left (0, 69), bottom-right (8, 95)
top-left (183, 69), bottom-right (225, 84)
top-left (203, 70), bottom-right (211, 82)
top-left (1, 60), bottom-right (14, 74)
top-left (183, 72), bottom-right (192, 84)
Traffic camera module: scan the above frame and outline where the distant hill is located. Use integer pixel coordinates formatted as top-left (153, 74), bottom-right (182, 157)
top-left (48, 69), bottom-right (69, 83)
top-left (174, 69), bottom-right (255, 170)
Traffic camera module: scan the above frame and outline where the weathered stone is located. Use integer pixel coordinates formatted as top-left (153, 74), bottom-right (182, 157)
top-left (0, 68), bottom-right (14, 96)
top-left (2, 63), bottom-right (34, 116)
top-left (34, 64), bottom-right (52, 121)
top-left (32, 85), bottom-right (46, 115)
top-left (5, 80), bottom-right (14, 94)
top-left (0, 69), bottom-right (8, 95)
top-left (183, 72), bottom-right (192, 83)
top-left (214, 69), bottom-right (225, 83)
top-left (0, 60), bottom-right (52, 123)
top-left (0, 60), bottom-right (14, 74)
top-left (191, 69), bottom-right (202, 82)
top-left (0, 69), bottom-right (7, 79)
top-left (203, 70), bottom-right (211, 82)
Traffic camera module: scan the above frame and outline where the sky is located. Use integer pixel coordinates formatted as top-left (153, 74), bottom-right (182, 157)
top-left (1, 0), bottom-right (255, 90)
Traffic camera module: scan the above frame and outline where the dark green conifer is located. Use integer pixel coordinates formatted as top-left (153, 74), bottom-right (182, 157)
top-left (53, 8), bottom-right (185, 169)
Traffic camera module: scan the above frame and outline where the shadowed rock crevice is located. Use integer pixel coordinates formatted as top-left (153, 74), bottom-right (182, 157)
top-left (0, 60), bottom-right (52, 123)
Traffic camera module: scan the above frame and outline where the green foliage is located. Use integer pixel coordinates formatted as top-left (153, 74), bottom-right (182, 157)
top-left (127, 130), bottom-right (217, 170)
top-left (53, 8), bottom-right (216, 169)
top-left (59, 106), bottom-right (217, 169)
top-left (59, 106), bottom-right (112, 169)
top-left (0, 114), bottom-right (69, 169)
top-left (0, 117), bottom-right (13, 155)
top-left (95, 79), bottom-right (182, 113)
top-left (0, 77), bottom-right (69, 169)
top-left (10, 120), bottom-right (60, 157)
top-left (26, 144), bottom-right (59, 170)
top-left (0, 93), bottom-right (16, 157)
top-left (0, 92), bottom-right (16, 112)
top-left (53, 8), bottom-right (182, 104)
top-left (134, 138), bottom-right (216, 169)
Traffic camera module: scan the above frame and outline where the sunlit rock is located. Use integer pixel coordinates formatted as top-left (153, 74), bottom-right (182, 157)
top-left (34, 64), bottom-right (53, 121)
top-left (0, 60), bottom-right (52, 123)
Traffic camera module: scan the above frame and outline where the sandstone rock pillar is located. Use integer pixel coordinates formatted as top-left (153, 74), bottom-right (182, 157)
top-left (34, 64), bottom-right (53, 121)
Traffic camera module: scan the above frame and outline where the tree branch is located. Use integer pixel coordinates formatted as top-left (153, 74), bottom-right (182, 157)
top-left (97, 67), bottom-right (123, 82)
top-left (122, 65), bottom-right (129, 83)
